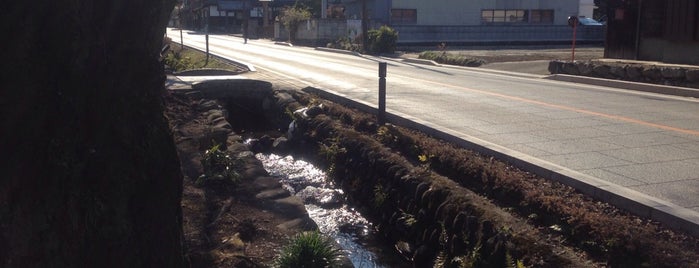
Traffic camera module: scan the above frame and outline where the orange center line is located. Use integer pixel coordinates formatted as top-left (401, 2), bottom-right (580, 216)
top-left (401, 76), bottom-right (699, 137)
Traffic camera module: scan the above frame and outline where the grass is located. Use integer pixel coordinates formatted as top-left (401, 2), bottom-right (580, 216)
top-left (274, 231), bottom-right (341, 268)
top-left (418, 51), bottom-right (486, 67)
top-left (164, 41), bottom-right (241, 72)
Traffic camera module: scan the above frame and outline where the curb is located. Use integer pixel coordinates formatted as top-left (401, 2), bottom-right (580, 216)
top-left (401, 58), bottom-right (439, 66)
top-left (398, 58), bottom-right (699, 97)
top-left (545, 74), bottom-right (699, 98)
top-left (174, 68), bottom-right (242, 76)
top-left (314, 47), bottom-right (361, 56)
top-left (274, 42), bottom-right (293, 47)
top-left (302, 86), bottom-right (699, 237)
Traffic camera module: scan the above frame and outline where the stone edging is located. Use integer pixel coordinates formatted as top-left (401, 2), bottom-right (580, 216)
top-left (549, 60), bottom-right (699, 89)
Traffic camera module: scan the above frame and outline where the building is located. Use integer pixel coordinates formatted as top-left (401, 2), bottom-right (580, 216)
top-left (178, 0), bottom-right (603, 45)
top-left (181, 0), bottom-right (290, 34)
top-left (604, 0), bottom-right (699, 65)
top-left (389, 0), bottom-right (578, 26)
top-left (387, 0), bottom-right (603, 44)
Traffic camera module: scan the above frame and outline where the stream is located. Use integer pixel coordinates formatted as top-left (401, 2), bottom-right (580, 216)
top-left (256, 153), bottom-right (407, 268)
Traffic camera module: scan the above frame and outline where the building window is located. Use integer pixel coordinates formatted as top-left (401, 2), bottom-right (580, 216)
top-left (481, 9), bottom-right (527, 24)
top-left (481, 9), bottom-right (553, 24)
top-left (530, 9), bottom-right (554, 24)
top-left (391, 9), bottom-right (417, 24)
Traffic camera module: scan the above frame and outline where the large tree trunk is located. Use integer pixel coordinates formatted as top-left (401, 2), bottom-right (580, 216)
top-left (1, 0), bottom-right (184, 267)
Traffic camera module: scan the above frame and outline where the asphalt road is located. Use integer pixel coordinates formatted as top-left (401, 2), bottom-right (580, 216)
top-left (167, 29), bottom-right (699, 234)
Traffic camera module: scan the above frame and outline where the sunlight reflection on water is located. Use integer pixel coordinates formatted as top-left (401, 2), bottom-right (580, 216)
top-left (256, 154), bottom-right (390, 268)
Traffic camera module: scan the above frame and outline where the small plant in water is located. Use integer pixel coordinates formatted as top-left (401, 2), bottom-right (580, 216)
top-left (275, 231), bottom-right (341, 268)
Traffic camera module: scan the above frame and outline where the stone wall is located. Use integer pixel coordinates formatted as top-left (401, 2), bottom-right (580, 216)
top-left (548, 60), bottom-right (699, 89)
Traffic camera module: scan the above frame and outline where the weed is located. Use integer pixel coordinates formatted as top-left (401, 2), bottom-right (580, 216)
top-left (274, 231), bottom-right (341, 268)
top-left (376, 125), bottom-right (397, 145)
top-left (328, 36), bottom-right (362, 52)
top-left (164, 51), bottom-right (195, 71)
top-left (398, 211), bottom-right (417, 227)
top-left (285, 107), bottom-right (298, 121)
top-left (318, 138), bottom-right (346, 162)
top-left (419, 51), bottom-right (485, 67)
top-left (373, 184), bottom-right (387, 208)
top-left (196, 143), bottom-right (242, 186)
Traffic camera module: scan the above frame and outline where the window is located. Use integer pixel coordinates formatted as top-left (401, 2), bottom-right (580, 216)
top-left (481, 9), bottom-right (527, 24)
top-left (392, 9), bottom-right (417, 24)
top-left (530, 9), bottom-right (554, 24)
top-left (482, 9), bottom-right (554, 24)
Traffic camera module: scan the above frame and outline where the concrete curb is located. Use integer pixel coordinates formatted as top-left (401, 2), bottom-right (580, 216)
top-left (545, 74), bottom-right (699, 98)
top-left (174, 68), bottom-right (242, 76)
top-left (399, 58), bottom-right (550, 80)
top-left (274, 42), bottom-right (293, 47)
top-left (401, 58), bottom-right (439, 66)
top-left (314, 47), bottom-right (362, 56)
top-left (302, 86), bottom-right (699, 237)
top-left (397, 57), bottom-right (699, 96)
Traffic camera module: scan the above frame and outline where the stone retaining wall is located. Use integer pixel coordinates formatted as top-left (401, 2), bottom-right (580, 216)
top-left (549, 60), bottom-right (699, 89)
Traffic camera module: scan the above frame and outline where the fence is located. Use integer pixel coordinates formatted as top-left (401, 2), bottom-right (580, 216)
top-left (275, 22), bottom-right (605, 46)
top-left (392, 25), bottom-right (604, 45)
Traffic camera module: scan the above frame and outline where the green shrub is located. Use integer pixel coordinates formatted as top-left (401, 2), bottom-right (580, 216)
top-left (196, 144), bottom-right (241, 186)
top-left (419, 51), bottom-right (486, 67)
top-left (327, 36), bottom-right (361, 52)
top-left (367, 26), bottom-right (398, 54)
top-left (275, 231), bottom-right (341, 268)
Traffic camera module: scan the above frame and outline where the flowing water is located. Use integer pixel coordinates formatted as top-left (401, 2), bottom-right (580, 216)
top-left (256, 154), bottom-right (407, 268)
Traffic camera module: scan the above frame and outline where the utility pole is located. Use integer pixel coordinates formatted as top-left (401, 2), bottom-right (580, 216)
top-left (361, 0), bottom-right (368, 52)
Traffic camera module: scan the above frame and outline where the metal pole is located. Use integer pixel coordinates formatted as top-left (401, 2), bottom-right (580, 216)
top-left (572, 22), bottom-right (577, 62)
top-left (205, 8), bottom-right (210, 64)
top-left (378, 62), bottom-right (387, 125)
top-left (179, 10), bottom-right (184, 49)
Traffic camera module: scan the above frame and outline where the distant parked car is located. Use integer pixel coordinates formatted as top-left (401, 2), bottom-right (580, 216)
top-left (578, 17), bottom-right (604, 26)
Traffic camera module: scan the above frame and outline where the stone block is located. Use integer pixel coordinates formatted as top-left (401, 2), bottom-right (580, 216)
top-left (625, 65), bottom-right (643, 80)
top-left (592, 65), bottom-right (611, 78)
top-left (661, 67), bottom-right (686, 79)
top-left (610, 66), bottom-right (627, 79)
top-left (562, 62), bottom-right (580, 75)
top-left (548, 60), bottom-right (564, 74)
top-left (577, 62), bottom-right (594, 75)
top-left (642, 67), bottom-right (662, 81)
top-left (685, 69), bottom-right (699, 83)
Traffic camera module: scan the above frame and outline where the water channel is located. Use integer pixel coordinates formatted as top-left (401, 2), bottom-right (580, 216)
top-left (255, 153), bottom-right (408, 267)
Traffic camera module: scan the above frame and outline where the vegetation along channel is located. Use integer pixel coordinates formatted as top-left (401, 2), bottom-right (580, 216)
top-left (166, 75), bottom-right (699, 267)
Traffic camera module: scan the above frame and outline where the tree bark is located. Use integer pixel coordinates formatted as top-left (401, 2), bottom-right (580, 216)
top-left (1, 0), bottom-right (184, 267)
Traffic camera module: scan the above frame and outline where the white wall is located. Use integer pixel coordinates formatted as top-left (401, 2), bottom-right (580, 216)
top-left (579, 0), bottom-right (594, 18)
